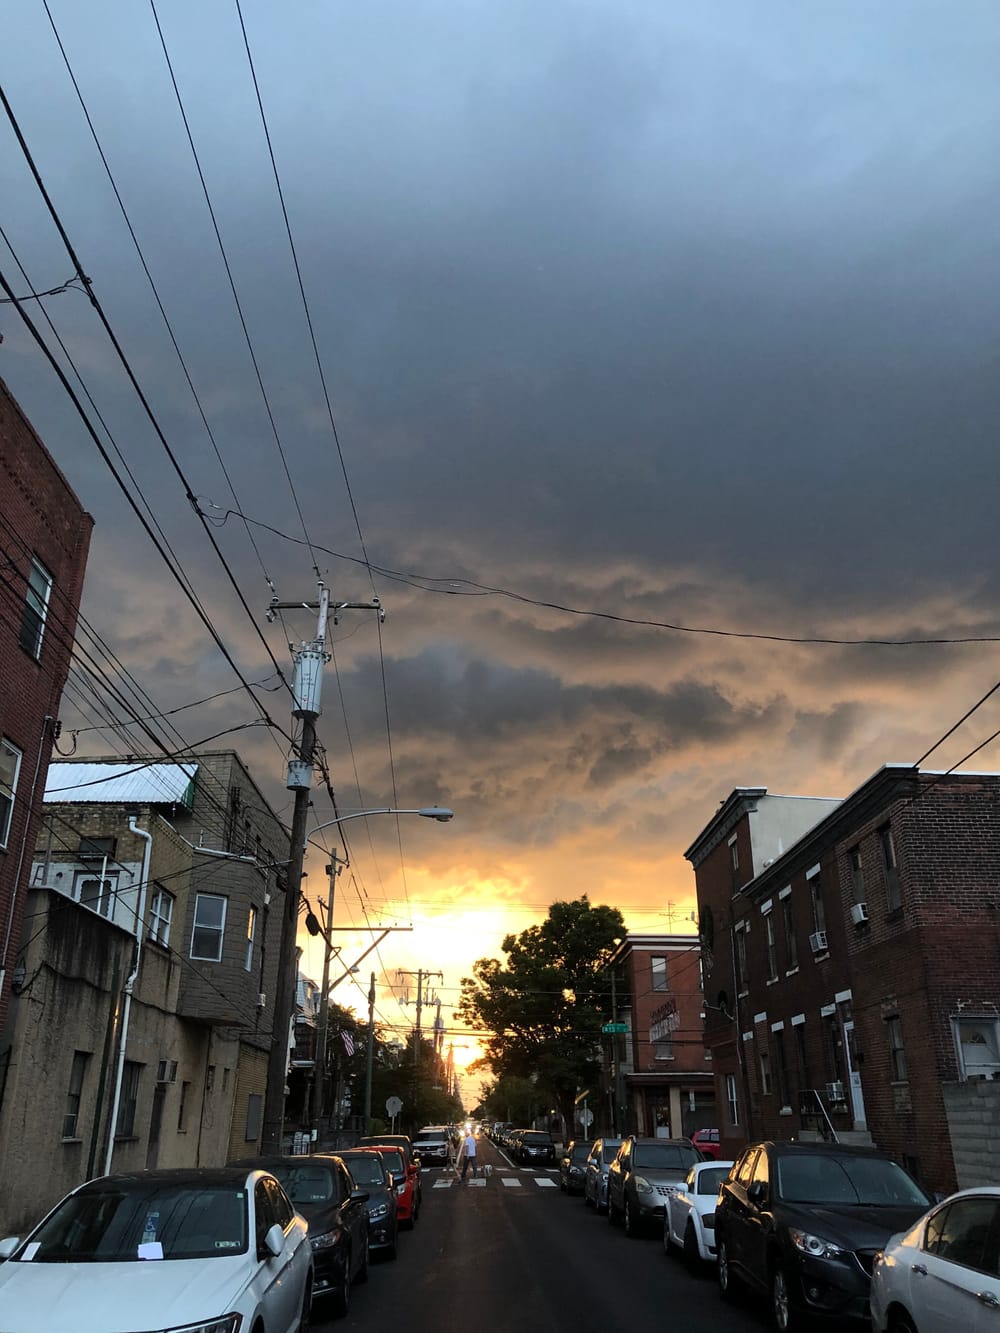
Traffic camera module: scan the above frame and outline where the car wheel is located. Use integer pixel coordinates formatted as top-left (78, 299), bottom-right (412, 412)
top-left (771, 1263), bottom-right (799, 1333)
top-left (623, 1197), bottom-right (637, 1238)
top-left (607, 1193), bottom-right (618, 1225)
top-left (718, 1238), bottom-right (741, 1302)
top-left (584, 1183), bottom-right (594, 1208)
top-left (887, 1314), bottom-right (918, 1333)
top-left (330, 1255), bottom-right (351, 1319)
top-left (683, 1219), bottom-right (700, 1267)
top-left (356, 1233), bottom-right (369, 1285)
top-left (298, 1275), bottom-right (313, 1331)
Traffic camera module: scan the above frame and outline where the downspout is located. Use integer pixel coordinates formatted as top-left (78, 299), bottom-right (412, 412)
top-left (103, 816), bottom-right (152, 1176)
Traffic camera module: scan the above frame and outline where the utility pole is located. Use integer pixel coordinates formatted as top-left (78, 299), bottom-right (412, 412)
top-left (307, 854), bottom-right (345, 1133)
top-left (363, 971), bottom-right (376, 1132)
top-left (261, 584), bottom-right (382, 1153)
top-left (397, 968), bottom-right (442, 1069)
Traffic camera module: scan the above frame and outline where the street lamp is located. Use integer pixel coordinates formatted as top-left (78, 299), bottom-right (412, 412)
top-left (305, 805), bottom-right (454, 1139)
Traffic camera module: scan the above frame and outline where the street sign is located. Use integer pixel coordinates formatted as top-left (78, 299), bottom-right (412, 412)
top-left (385, 1095), bottom-right (403, 1116)
top-left (579, 1108), bottom-right (594, 1128)
top-left (602, 1022), bottom-right (628, 1034)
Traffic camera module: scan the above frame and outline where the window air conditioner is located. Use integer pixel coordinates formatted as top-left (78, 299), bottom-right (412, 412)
top-left (825, 1080), bottom-right (845, 1102)
top-left (850, 902), bottom-right (870, 926)
top-left (808, 930), bottom-right (828, 954)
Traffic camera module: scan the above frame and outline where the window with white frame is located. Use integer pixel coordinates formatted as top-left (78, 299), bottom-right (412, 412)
top-left (0, 738), bottom-right (22, 849)
top-left (765, 913), bottom-right (778, 980)
top-left (245, 905), bottom-right (257, 972)
top-left (149, 886), bottom-right (174, 946)
top-left (848, 845), bottom-right (865, 903)
top-left (879, 824), bottom-right (901, 912)
top-left (651, 954), bottom-right (669, 991)
top-left (810, 876), bottom-right (827, 936)
top-left (191, 893), bottom-right (227, 962)
top-left (19, 557), bottom-right (53, 659)
top-left (886, 1016), bottom-right (908, 1082)
top-left (955, 1017), bottom-right (1000, 1080)
top-left (725, 1072), bottom-right (739, 1126)
top-left (73, 869), bottom-right (118, 919)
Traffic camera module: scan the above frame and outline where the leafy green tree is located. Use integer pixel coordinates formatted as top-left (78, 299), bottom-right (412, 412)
top-left (458, 896), bottom-right (625, 1132)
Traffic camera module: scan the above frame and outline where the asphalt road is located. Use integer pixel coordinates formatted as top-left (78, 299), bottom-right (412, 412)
top-left (310, 1138), bottom-right (773, 1333)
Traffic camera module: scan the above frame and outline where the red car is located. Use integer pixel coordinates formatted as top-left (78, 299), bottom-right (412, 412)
top-left (365, 1144), bottom-right (420, 1227)
top-left (691, 1128), bottom-right (722, 1160)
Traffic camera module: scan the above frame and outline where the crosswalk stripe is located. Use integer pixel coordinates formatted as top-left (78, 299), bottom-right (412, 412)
top-left (433, 1180), bottom-right (453, 1189)
top-left (501, 1177), bottom-right (521, 1188)
top-left (534, 1178), bottom-right (557, 1188)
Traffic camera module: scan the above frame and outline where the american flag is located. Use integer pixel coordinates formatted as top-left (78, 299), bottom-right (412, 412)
top-left (340, 1030), bottom-right (356, 1057)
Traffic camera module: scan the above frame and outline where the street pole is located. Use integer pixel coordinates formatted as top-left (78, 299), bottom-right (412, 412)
top-left (307, 856), bottom-right (344, 1134)
top-left (363, 971), bottom-right (376, 1132)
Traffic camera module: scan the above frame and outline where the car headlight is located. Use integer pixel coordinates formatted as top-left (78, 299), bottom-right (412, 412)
top-left (634, 1176), bottom-right (653, 1194)
top-left (601, 1172), bottom-right (609, 1182)
top-left (310, 1228), bottom-right (340, 1250)
top-left (788, 1228), bottom-right (847, 1260)
top-left (369, 1202), bottom-right (390, 1221)
top-left (165, 1319), bottom-right (241, 1333)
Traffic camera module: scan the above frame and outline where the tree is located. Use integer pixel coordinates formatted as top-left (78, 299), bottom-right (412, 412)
top-left (458, 896), bottom-right (625, 1132)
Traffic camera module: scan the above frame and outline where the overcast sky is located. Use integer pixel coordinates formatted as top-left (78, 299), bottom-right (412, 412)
top-left (3, 0), bottom-right (999, 1054)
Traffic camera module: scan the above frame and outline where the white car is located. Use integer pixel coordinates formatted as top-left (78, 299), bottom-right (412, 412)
top-left (0, 1165), bottom-right (313, 1333)
top-left (664, 1159), bottom-right (735, 1263)
top-left (870, 1185), bottom-right (1000, 1333)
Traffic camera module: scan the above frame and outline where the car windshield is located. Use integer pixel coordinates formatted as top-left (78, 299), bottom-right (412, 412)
top-left (415, 1132), bottom-right (446, 1143)
top-left (697, 1167), bottom-right (731, 1195)
top-left (600, 1143), bottom-right (622, 1164)
top-left (776, 1155), bottom-right (930, 1206)
top-left (342, 1156), bottom-right (385, 1186)
top-left (522, 1133), bottom-right (552, 1144)
top-left (19, 1182), bottom-right (248, 1263)
top-left (633, 1144), bottom-right (699, 1171)
top-left (571, 1143), bottom-right (592, 1160)
top-left (378, 1150), bottom-right (405, 1176)
top-left (266, 1164), bottom-right (335, 1206)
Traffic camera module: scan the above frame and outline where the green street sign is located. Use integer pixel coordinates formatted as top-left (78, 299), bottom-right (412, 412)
top-left (602, 1022), bottom-right (628, 1034)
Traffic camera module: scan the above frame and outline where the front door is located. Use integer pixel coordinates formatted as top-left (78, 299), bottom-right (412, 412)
top-left (843, 1020), bottom-right (867, 1129)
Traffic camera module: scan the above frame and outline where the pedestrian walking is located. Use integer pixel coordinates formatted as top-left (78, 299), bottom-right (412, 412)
top-left (460, 1129), bottom-right (478, 1181)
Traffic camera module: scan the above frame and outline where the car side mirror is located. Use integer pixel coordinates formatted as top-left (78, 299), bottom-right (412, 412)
top-left (0, 1237), bottom-right (21, 1260)
top-left (350, 1189), bottom-right (370, 1205)
top-left (412, 1155), bottom-right (422, 1168)
top-left (747, 1181), bottom-right (768, 1206)
top-left (263, 1223), bottom-right (284, 1259)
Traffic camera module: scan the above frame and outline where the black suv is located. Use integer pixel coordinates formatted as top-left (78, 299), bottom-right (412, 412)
top-left (715, 1140), bottom-right (930, 1332)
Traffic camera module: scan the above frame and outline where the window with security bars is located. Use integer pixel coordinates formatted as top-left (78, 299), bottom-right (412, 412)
top-left (62, 1050), bottom-right (90, 1138)
top-left (19, 557), bottom-right (52, 659)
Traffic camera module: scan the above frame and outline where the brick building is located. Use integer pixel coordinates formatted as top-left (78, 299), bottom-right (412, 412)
top-left (607, 933), bottom-right (714, 1138)
top-left (685, 766), bottom-right (1000, 1196)
top-left (0, 376), bottom-right (92, 1035)
top-left (0, 752), bottom-right (289, 1232)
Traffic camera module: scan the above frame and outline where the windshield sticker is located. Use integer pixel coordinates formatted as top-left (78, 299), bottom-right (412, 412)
top-left (215, 1240), bottom-right (241, 1249)
top-left (137, 1241), bottom-right (164, 1260)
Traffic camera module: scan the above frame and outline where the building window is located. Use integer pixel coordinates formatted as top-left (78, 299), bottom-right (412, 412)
top-left (62, 1050), bottom-right (90, 1139)
top-left (178, 1081), bottom-right (190, 1132)
top-left (810, 877), bottom-right (827, 936)
top-left (654, 1035), bottom-right (674, 1061)
top-left (222, 1067), bottom-right (231, 1092)
top-left (782, 899), bottom-right (798, 971)
top-left (765, 914), bottom-right (777, 981)
top-left (78, 836), bottom-right (116, 862)
top-left (848, 845), bottom-right (865, 902)
top-left (735, 928), bottom-right (748, 992)
top-left (0, 738), bottom-right (23, 849)
top-left (73, 870), bottom-right (117, 919)
top-left (795, 1023), bottom-right (811, 1093)
top-left (729, 836), bottom-right (740, 890)
top-left (116, 1061), bottom-right (142, 1137)
top-left (725, 1072), bottom-right (739, 1126)
top-left (879, 825), bottom-right (901, 912)
top-left (191, 893), bottom-right (227, 961)
top-left (651, 954), bottom-right (668, 991)
top-left (954, 1018), bottom-right (1000, 1080)
top-left (759, 1050), bottom-right (772, 1096)
top-left (19, 557), bottom-right (53, 659)
top-left (775, 1030), bottom-right (790, 1107)
top-left (149, 887), bottom-right (174, 946)
top-left (886, 1016), bottom-right (908, 1082)
top-left (245, 905), bottom-right (257, 972)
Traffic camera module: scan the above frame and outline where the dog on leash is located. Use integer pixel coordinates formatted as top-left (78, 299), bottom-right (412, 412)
top-left (482, 1163), bottom-right (494, 1179)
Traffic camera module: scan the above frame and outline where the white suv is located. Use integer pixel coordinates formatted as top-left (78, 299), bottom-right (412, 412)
top-left (413, 1125), bottom-right (452, 1166)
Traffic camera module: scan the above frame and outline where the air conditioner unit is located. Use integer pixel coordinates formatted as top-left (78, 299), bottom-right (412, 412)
top-left (809, 931), bottom-right (828, 954)
top-left (826, 1080), bottom-right (845, 1102)
top-left (850, 902), bottom-right (870, 926)
top-left (156, 1059), bottom-right (177, 1084)
top-left (258, 992), bottom-right (267, 1009)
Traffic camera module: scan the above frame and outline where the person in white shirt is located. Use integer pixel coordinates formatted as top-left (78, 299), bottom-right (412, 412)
top-left (459, 1130), bottom-right (478, 1180)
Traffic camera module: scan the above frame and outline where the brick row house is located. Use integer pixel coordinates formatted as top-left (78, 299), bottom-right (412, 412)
top-left (0, 375), bottom-right (92, 1036)
top-left (605, 933), bottom-right (713, 1139)
top-left (0, 752), bottom-right (289, 1233)
top-left (686, 766), bottom-right (1000, 1197)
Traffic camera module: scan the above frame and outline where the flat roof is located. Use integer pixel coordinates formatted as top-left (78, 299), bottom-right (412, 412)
top-left (45, 761), bottom-right (197, 807)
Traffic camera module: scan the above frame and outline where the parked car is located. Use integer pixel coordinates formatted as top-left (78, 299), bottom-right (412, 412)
top-left (366, 1144), bottom-right (419, 1227)
top-left (664, 1160), bottom-right (735, 1263)
top-left (516, 1130), bottom-right (558, 1167)
top-left (607, 1136), bottom-right (703, 1237)
top-left (505, 1128), bottom-right (526, 1157)
top-left (715, 1140), bottom-right (932, 1332)
top-left (0, 1166), bottom-right (314, 1333)
top-left (584, 1137), bottom-right (622, 1212)
top-left (870, 1186), bottom-right (1000, 1333)
top-left (413, 1125), bottom-right (452, 1166)
top-left (236, 1153), bottom-right (369, 1316)
top-left (358, 1133), bottom-right (423, 1208)
top-left (340, 1149), bottom-right (399, 1258)
top-left (691, 1128), bottom-right (723, 1160)
top-left (559, 1140), bottom-right (595, 1194)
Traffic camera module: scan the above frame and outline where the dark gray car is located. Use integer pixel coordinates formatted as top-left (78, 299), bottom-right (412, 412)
top-left (559, 1140), bottom-right (594, 1195)
top-left (583, 1138), bottom-right (622, 1212)
top-left (607, 1136), bottom-right (702, 1237)
top-left (340, 1150), bottom-right (398, 1259)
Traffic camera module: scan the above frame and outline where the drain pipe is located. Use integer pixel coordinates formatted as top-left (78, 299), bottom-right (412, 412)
top-left (103, 816), bottom-right (152, 1176)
